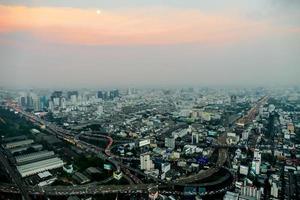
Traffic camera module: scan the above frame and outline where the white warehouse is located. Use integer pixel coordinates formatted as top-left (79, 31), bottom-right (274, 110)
top-left (4, 139), bottom-right (34, 149)
top-left (17, 157), bottom-right (64, 177)
top-left (15, 150), bottom-right (55, 165)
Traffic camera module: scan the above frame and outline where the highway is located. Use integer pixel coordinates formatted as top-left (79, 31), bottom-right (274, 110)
top-left (0, 178), bottom-right (234, 196)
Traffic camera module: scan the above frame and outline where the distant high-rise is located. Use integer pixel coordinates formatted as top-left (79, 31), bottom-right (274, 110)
top-left (40, 96), bottom-right (48, 110)
top-left (51, 91), bottom-right (63, 107)
top-left (26, 95), bottom-right (33, 108)
top-left (67, 91), bottom-right (78, 99)
top-left (97, 91), bottom-right (104, 99)
top-left (51, 91), bottom-right (63, 99)
top-left (29, 92), bottom-right (40, 111)
top-left (61, 97), bottom-right (66, 109)
top-left (230, 95), bottom-right (237, 105)
top-left (20, 96), bottom-right (26, 107)
top-left (70, 94), bottom-right (77, 104)
top-left (109, 89), bottom-right (119, 99)
top-left (97, 90), bottom-right (119, 100)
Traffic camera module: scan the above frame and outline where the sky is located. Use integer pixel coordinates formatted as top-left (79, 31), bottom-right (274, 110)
top-left (0, 0), bottom-right (299, 88)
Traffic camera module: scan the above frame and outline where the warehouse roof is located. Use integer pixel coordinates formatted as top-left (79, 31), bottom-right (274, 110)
top-left (17, 157), bottom-right (64, 177)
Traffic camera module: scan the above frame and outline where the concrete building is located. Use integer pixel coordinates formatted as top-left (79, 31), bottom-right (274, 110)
top-left (161, 163), bottom-right (171, 173)
top-left (251, 149), bottom-right (261, 175)
top-left (172, 129), bottom-right (188, 139)
top-left (72, 172), bottom-right (90, 184)
top-left (9, 144), bottom-right (43, 154)
top-left (4, 139), bottom-right (34, 149)
top-left (140, 153), bottom-right (154, 171)
top-left (17, 157), bottom-right (64, 177)
top-left (226, 132), bottom-right (239, 145)
top-left (85, 167), bottom-right (102, 175)
top-left (251, 160), bottom-right (261, 175)
top-left (113, 171), bottom-right (123, 180)
top-left (15, 150), bottom-right (55, 165)
top-left (240, 165), bottom-right (249, 176)
top-left (165, 137), bottom-right (175, 150)
top-left (240, 186), bottom-right (261, 200)
top-left (191, 132), bottom-right (199, 144)
top-left (63, 164), bottom-right (74, 174)
top-left (223, 191), bottom-right (239, 200)
top-left (271, 182), bottom-right (279, 198)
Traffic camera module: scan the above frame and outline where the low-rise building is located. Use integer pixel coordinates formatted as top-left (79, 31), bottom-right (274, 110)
top-left (15, 150), bottom-right (55, 165)
top-left (17, 157), bottom-right (64, 177)
top-left (4, 139), bottom-right (34, 149)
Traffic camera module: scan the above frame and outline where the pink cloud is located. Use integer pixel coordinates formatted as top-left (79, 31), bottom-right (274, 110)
top-left (0, 5), bottom-right (286, 45)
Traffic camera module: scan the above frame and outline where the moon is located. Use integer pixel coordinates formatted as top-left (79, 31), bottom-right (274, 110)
top-left (96, 9), bottom-right (101, 15)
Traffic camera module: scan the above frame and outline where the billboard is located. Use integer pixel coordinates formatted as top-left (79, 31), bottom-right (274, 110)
top-left (104, 164), bottom-right (112, 170)
top-left (139, 139), bottom-right (150, 147)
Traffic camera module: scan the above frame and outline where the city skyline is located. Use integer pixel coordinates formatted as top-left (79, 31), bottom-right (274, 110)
top-left (0, 0), bottom-right (300, 88)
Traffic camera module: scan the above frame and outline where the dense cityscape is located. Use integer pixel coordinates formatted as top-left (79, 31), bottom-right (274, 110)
top-left (1, 1), bottom-right (300, 200)
top-left (0, 87), bottom-right (299, 200)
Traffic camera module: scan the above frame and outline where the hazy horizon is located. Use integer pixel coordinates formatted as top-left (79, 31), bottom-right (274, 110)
top-left (0, 0), bottom-right (299, 88)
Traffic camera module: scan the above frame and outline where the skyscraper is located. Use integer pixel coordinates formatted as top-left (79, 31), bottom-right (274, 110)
top-left (97, 91), bottom-right (104, 99)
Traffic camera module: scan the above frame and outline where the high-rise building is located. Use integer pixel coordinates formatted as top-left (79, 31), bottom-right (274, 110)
top-left (251, 160), bottom-right (261, 175)
top-left (40, 96), bottom-right (48, 110)
top-left (67, 91), bottom-right (78, 99)
top-left (20, 96), bottom-right (26, 107)
top-left (26, 95), bottom-right (33, 108)
top-left (103, 91), bottom-right (109, 100)
top-left (191, 132), bottom-right (199, 144)
top-left (29, 92), bottom-right (40, 112)
top-left (53, 97), bottom-right (60, 106)
top-left (109, 89), bottom-right (119, 99)
top-left (230, 95), bottom-right (237, 105)
top-left (32, 96), bottom-right (41, 111)
top-left (254, 149), bottom-right (261, 160)
top-left (51, 91), bottom-right (63, 99)
top-left (140, 153), bottom-right (154, 171)
top-left (251, 149), bottom-right (261, 175)
top-left (240, 186), bottom-right (261, 200)
top-left (271, 182), bottom-right (279, 198)
top-left (61, 97), bottom-right (66, 109)
top-left (70, 95), bottom-right (77, 104)
top-left (48, 101), bottom-right (54, 111)
top-left (97, 91), bottom-right (104, 99)
top-left (51, 91), bottom-right (63, 107)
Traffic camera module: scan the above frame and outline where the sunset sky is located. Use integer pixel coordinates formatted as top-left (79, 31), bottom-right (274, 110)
top-left (0, 0), bottom-right (299, 88)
